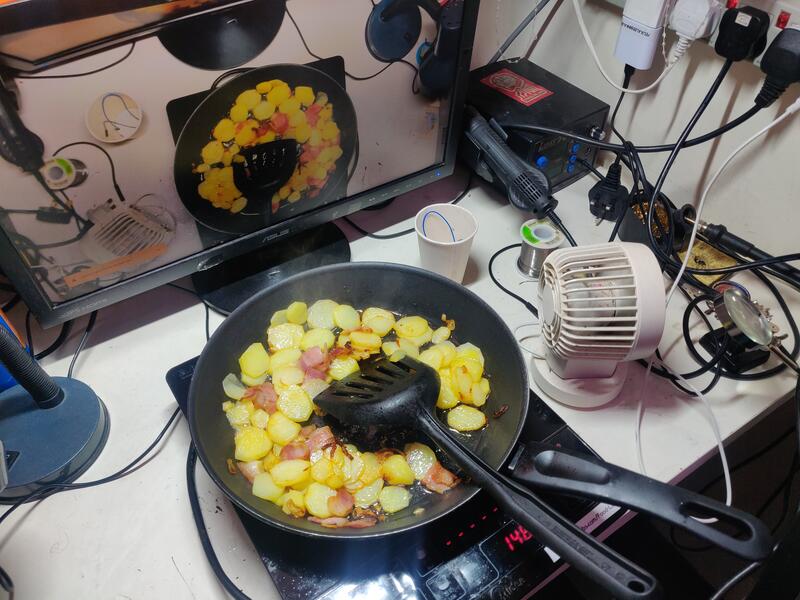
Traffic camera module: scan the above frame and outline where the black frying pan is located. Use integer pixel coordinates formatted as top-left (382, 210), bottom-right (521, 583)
top-left (187, 262), bottom-right (529, 539)
top-left (174, 64), bottom-right (358, 235)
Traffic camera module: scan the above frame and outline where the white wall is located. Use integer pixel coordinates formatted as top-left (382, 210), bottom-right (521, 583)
top-left (471, 0), bottom-right (800, 255)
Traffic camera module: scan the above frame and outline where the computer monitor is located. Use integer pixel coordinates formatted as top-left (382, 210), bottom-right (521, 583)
top-left (0, 0), bottom-right (477, 327)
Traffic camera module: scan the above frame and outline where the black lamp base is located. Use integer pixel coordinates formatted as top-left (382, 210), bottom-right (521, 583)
top-left (0, 377), bottom-right (109, 503)
top-left (365, 0), bottom-right (422, 63)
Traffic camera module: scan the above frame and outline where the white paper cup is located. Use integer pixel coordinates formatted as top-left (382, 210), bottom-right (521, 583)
top-left (415, 203), bottom-right (478, 283)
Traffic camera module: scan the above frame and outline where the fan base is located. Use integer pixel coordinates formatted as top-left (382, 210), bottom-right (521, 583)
top-left (531, 358), bottom-right (628, 408)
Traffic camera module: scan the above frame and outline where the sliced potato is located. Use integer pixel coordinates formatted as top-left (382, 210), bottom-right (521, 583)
top-left (394, 316), bottom-right (429, 339)
top-left (286, 301), bottom-right (308, 325)
top-left (222, 373), bottom-right (247, 400)
top-left (467, 378), bottom-right (490, 407)
top-left (301, 328), bottom-right (335, 351)
top-left (381, 341), bottom-right (399, 356)
top-left (349, 330), bottom-right (382, 352)
top-left (262, 452), bottom-right (280, 471)
top-left (359, 452), bottom-right (382, 486)
top-left (226, 402), bottom-right (253, 429)
top-left (252, 472), bottom-right (284, 502)
top-left (404, 328), bottom-right (433, 347)
top-left (279, 489), bottom-right (307, 517)
top-left (362, 307), bottom-right (395, 336)
top-left (451, 357), bottom-right (483, 383)
top-left (302, 377), bottom-right (329, 399)
top-left (329, 356), bottom-right (359, 380)
top-left (267, 411), bottom-right (302, 445)
top-left (447, 405), bottom-right (487, 432)
top-left (418, 347), bottom-right (443, 371)
top-left (250, 408), bottom-right (270, 429)
top-left (333, 304), bottom-right (360, 330)
top-left (272, 366), bottom-right (305, 393)
top-left (270, 348), bottom-right (302, 372)
top-left (354, 478), bottom-right (384, 508)
top-left (404, 442), bottom-right (437, 480)
top-left (379, 486), bottom-right (411, 514)
top-left (397, 338), bottom-right (420, 359)
top-left (305, 482), bottom-right (337, 518)
top-left (382, 454), bottom-right (415, 485)
top-left (239, 343), bottom-right (270, 378)
top-left (433, 341), bottom-right (457, 367)
top-left (307, 299), bottom-right (338, 329)
top-left (431, 326), bottom-right (451, 344)
top-left (270, 459), bottom-right (311, 487)
top-left (436, 370), bottom-right (459, 409)
top-left (277, 385), bottom-right (313, 422)
top-left (270, 309), bottom-right (288, 326)
top-left (456, 342), bottom-right (485, 366)
top-left (235, 426), bottom-right (273, 461)
top-left (267, 323), bottom-right (305, 351)
top-left (240, 372), bottom-right (267, 387)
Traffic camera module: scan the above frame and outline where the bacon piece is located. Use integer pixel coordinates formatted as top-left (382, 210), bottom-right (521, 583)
top-left (328, 346), bottom-right (351, 359)
top-left (243, 382), bottom-right (277, 414)
top-left (300, 346), bottom-right (325, 370)
top-left (328, 489), bottom-right (355, 517)
top-left (308, 516), bottom-right (378, 529)
top-left (421, 461), bottom-right (460, 494)
top-left (300, 424), bottom-right (317, 438)
top-left (280, 442), bottom-right (311, 461)
top-left (305, 367), bottom-right (327, 381)
top-left (306, 425), bottom-right (335, 453)
top-left (237, 461), bottom-right (263, 484)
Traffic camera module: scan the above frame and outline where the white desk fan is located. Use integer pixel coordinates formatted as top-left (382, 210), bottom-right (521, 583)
top-left (531, 242), bottom-right (666, 407)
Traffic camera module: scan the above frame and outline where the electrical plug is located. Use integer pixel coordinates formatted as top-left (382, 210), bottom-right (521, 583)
top-left (714, 6), bottom-right (770, 62)
top-left (756, 26), bottom-right (800, 107)
top-left (668, 0), bottom-right (723, 64)
top-left (588, 161), bottom-right (628, 222)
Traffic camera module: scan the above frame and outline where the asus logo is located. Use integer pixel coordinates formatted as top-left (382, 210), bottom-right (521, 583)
top-left (621, 22), bottom-right (651, 37)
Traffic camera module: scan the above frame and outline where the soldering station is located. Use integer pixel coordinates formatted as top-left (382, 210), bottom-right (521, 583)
top-left (0, 0), bottom-right (799, 598)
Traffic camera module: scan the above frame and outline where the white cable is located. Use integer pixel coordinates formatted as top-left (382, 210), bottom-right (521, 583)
top-left (515, 322), bottom-right (544, 358)
top-left (571, 0), bottom-right (686, 94)
top-left (657, 358), bottom-right (732, 522)
top-left (634, 98), bottom-right (800, 521)
top-left (665, 97), bottom-right (800, 305)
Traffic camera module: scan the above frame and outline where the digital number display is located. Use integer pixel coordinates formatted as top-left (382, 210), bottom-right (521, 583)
top-left (503, 524), bottom-right (534, 552)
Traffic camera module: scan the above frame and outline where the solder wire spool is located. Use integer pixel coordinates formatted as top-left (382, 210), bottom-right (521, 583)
top-left (517, 218), bottom-right (563, 278)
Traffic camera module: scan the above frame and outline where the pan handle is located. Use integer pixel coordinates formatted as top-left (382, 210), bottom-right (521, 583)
top-left (508, 444), bottom-right (773, 561)
top-left (417, 412), bottom-right (661, 600)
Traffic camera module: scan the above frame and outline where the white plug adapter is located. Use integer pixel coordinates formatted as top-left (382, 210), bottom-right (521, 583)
top-left (614, 0), bottom-right (672, 69)
top-left (669, 0), bottom-right (723, 40)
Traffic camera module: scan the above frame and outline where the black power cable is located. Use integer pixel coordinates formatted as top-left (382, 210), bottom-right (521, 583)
top-left (187, 445), bottom-right (252, 600)
top-left (488, 244), bottom-right (538, 318)
top-left (68, 312), bottom-right (97, 379)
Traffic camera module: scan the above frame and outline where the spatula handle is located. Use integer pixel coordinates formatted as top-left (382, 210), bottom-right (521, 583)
top-left (508, 444), bottom-right (773, 561)
top-left (418, 412), bottom-right (660, 600)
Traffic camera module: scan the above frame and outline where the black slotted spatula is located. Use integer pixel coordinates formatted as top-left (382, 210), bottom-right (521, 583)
top-left (314, 356), bottom-right (660, 600)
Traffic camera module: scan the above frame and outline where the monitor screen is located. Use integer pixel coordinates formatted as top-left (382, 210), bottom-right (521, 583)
top-left (0, 0), bottom-right (476, 326)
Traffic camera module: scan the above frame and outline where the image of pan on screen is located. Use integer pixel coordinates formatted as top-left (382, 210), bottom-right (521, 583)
top-left (173, 64), bottom-right (358, 236)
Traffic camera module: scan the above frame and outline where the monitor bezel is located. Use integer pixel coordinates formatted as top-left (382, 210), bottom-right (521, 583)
top-left (0, 0), bottom-right (479, 328)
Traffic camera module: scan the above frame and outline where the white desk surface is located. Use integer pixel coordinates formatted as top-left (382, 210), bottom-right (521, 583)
top-left (1, 170), bottom-right (797, 600)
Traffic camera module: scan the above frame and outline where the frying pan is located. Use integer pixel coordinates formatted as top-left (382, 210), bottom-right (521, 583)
top-left (188, 262), bottom-right (529, 539)
top-left (174, 64), bottom-right (358, 235)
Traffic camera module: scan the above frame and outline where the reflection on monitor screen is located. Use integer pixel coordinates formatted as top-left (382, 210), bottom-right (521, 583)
top-left (0, 0), bottom-right (472, 324)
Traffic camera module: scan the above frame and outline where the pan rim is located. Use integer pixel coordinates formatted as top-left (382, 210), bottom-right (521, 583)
top-left (187, 261), bottom-right (529, 540)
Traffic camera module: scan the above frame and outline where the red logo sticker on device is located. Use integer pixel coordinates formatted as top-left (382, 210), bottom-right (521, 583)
top-left (480, 68), bottom-right (553, 106)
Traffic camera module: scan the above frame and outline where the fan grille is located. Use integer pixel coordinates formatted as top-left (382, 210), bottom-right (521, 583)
top-left (541, 245), bottom-right (640, 360)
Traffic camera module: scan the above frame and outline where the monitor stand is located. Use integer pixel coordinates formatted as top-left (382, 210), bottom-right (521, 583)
top-left (191, 222), bottom-right (350, 315)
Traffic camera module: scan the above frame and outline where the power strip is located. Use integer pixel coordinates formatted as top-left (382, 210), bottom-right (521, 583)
top-left (604, 0), bottom-right (800, 67)
top-left (707, 0), bottom-right (800, 66)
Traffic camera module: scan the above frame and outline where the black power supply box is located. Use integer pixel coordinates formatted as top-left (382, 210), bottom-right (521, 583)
top-left (461, 59), bottom-right (609, 193)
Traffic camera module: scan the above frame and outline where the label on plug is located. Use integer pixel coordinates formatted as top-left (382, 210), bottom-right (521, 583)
top-left (480, 68), bottom-right (553, 107)
top-left (735, 12), bottom-right (753, 26)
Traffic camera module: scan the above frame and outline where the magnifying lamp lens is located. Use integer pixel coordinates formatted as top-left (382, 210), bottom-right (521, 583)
top-left (723, 288), bottom-right (773, 346)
